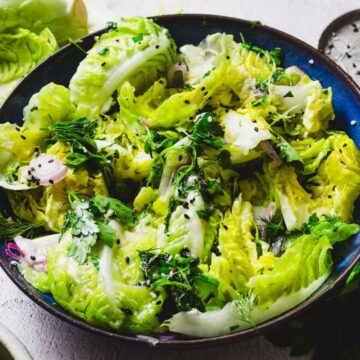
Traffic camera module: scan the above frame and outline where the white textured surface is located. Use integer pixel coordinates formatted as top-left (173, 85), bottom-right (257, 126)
top-left (1, 1), bottom-right (359, 359)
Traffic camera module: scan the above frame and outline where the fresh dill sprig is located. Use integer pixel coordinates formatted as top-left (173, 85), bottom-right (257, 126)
top-left (46, 117), bottom-right (115, 184)
top-left (0, 214), bottom-right (44, 241)
top-left (234, 292), bottom-right (256, 326)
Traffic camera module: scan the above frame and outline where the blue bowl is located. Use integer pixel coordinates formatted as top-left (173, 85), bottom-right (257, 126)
top-left (1, 14), bottom-right (360, 347)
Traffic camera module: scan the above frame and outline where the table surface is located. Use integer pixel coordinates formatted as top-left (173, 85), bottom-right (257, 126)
top-left (1, 0), bottom-right (359, 359)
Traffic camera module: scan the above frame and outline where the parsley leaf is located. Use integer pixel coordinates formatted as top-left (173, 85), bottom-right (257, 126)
top-left (191, 112), bottom-right (224, 149)
top-left (132, 34), bottom-right (144, 43)
top-left (218, 150), bottom-right (231, 169)
top-left (138, 249), bottom-right (218, 313)
top-left (271, 131), bottom-right (303, 167)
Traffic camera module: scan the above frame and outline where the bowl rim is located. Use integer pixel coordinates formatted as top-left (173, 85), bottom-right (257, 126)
top-left (1, 13), bottom-right (360, 348)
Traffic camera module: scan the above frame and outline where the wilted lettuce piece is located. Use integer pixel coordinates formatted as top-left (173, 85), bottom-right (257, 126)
top-left (0, 83), bottom-right (75, 175)
top-left (180, 33), bottom-right (238, 85)
top-left (160, 189), bottom-right (215, 259)
top-left (249, 234), bottom-right (332, 310)
top-left (0, 0), bottom-right (88, 44)
top-left (6, 168), bottom-right (108, 232)
top-left (145, 65), bottom-right (225, 128)
top-left (300, 213), bottom-right (359, 246)
top-left (19, 262), bottom-right (50, 292)
top-left (135, 77), bottom-right (178, 118)
top-left (0, 123), bottom-right (35, 175)
top-left (70, 16), bottom-right (176, 115)
top-left (269, 77), bottom-right (334, 133)
top-left (43, 216), bottom-right (163, 332)
top-left (0, 27), bottom-right (58, 84)
top-left (208, 196), bottom-right (257, 300)
top-left (220, 109), bottom-right (272, 164)
top-left (290, 136), bottom-right (333, 175)
top-left (309, 133), bottom-right (360, 221)
top-left (23, 82), bottom-right (76, 146)
top-left (267, 162), bottom-right (312, 230)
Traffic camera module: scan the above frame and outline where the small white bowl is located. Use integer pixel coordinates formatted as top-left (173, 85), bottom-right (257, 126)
top-left (0, 323), bottom-right (32, 360)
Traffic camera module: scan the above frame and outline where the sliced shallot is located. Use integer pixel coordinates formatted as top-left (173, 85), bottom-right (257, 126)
top-left (260, 140), bottom-right (283, 166)
top-left (167, 61), bottom-right (188, 87)
top-left (26, 154), bottom-right (68, 186)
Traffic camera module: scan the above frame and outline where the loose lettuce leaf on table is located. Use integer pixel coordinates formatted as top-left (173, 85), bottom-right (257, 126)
top-left (0, 27), bottom-right (58, 84)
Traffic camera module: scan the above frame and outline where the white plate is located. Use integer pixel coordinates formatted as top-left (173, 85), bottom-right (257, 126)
top-left (0, 323), bottom-right (32, 360)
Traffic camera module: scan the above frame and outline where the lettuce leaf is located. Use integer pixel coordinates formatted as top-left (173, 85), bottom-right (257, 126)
top-left (249, 233), bottom-right (332, 310)
top-left (0, 0), bottom-right (88, 44)
top-left (69, 16), bottom-right (176, 115)
top-left (0, 27), bottom-right (58, 83)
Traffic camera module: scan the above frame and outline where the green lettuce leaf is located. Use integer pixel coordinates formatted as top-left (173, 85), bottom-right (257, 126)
top-left (69, 16), bottom-right (176, 115)
top-left (249, 233), bottom-right (332, 310)
top-left (0, 27), bottom-right (58, 84)
top-left (0, 0), bottom-right (88, 44)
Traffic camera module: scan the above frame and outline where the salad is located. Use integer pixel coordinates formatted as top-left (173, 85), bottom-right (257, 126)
top-left (1, 16), bottom-right (360, 338)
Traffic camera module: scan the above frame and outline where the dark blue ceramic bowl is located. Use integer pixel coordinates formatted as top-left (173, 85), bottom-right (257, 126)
top-left (1, 14), bottom-right (360, 348)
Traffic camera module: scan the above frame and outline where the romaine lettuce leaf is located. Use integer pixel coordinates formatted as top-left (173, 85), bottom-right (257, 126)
top-left (249, 234), bottom-right (332, 310)
top-left (266, 162), bottom-right (312, 230)
top-left (309, 133), bottom-right (360, 221)
top-left (0, 0), bottom-right (88, 44)
top-left (70, 16), bottom-right (176, 115)
top-left (0, 27), bottom-right (58, 83)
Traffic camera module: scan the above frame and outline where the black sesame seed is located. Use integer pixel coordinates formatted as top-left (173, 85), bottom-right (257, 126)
top-left (48, 159), bottom-right (54, 163)
top-left (347, 44), bottom-right (351, 49)
top-left (356, 71), bottom-right (360, 75)
top-left (204, 91), bottom-right (209, 96)
top-left (184, 213), bottom-right (190, 219)
top-left (339, 149), bottom-right (342, 153)
top-left (159, 80), bottom-right (164, 84)
top-left (156, 300), bottom-right (162, 305)
top-left (329, 44), bottom-right (334, 49)
top-left (252, 119), bottom-right (257, 123)
top-left (20, 135), bottom-right (26, 140)
top-left (155, 45), bottom-right (160, 49)
top-left (226, 56), bottom-right (230, 59)
top-left (254, 127), bottom-right (259, 132)
top-left (38, 164), bottom-right (42, 168)
top-left (27, 170), bottom-right (31, 175)
top-left (30, 255), bottom-right (36, 261)
top-left (178, 155), bottom-right (183, 161)
top-left (223, 224), bottom-right (228, 230)
top-left (101, 62), bottom-right (106, 67)
top-left (116, 239), bottom-right (121, 245)
top-left (189, 116), bottom-right (194, 120)
top-left (49, 179), bottom-right (54, 184)
top-left (328, 195), bottom-right (332, 199)
top-left (31, 167), bottom-right (35, 172)
top-left (125, 256), bottom-right (130, 264)
top-left (343, 143), bottom-right (347, 147)
top-left (353, 63), bottom-right (357, 68)
top-left (183, 202), bottom-right (189, 209)
top-left (121, 308), bottom-right (133, 316)
top-left (345, 52), bottom-right (352, 59)
top-left (184, 100), bottom-right (190, 104)
top-left (201, 86), bottom-right (205, 91)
